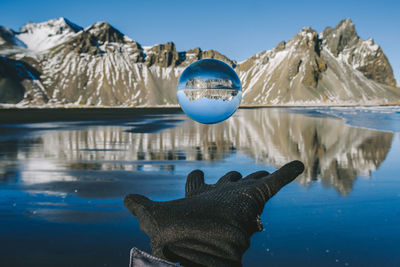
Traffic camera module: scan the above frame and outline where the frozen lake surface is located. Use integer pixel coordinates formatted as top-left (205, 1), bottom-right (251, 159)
top-left (0, 107), bottom-right (399, 266)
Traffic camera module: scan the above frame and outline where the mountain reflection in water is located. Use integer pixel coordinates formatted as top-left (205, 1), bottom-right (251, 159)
top-left (0, 109), bottom-right (393, 198)
top-left (1, 107), bottom-right (400, 267)
top-left (0, 108), bottom-right (393, 196)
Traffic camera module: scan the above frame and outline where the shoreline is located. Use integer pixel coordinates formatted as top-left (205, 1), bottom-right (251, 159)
top-left (0, 107), bottom-right (182, 124)
top-left (1, 104), bottom-right (399, 124)
top-left (1, 102), bottom-right (400, 110)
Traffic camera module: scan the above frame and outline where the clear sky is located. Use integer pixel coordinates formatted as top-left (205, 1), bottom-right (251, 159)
top-left (1, 0), bottom-right (399, 81)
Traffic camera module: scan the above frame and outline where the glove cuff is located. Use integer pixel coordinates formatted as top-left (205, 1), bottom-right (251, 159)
top-left (151, 219), bottom-right (249, 266)
top-left (130, 247), bottom-right (179, 267)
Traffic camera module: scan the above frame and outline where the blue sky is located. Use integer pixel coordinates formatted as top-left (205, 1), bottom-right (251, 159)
top-left (2, 0), bottom-right (399, 81)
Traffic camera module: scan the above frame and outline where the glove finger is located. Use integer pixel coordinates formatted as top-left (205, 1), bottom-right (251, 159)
top-left (243, 170), bottom-right (270, 180)
top-left (216, 171), bottom-right (242, 185)
top-left (124, 193), bottom-right (153, 217)
top-left (185, 170), bottom-right (205, 197)
top-left (260, 160), bottom-right (304, 198)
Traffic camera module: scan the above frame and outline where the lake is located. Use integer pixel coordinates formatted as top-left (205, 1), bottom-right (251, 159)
top-left (0, 107), bottom-right (399, 266)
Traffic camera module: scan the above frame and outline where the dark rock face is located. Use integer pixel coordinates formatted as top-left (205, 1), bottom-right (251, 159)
top-left (54, 31), bottom-right (101, 55)
top-left (0, 57), bottom-right (26, 103)
top-left (293, 27), bottom-right (326, 88)
top-left (143, 44), bottom-right (236, 68)
top-left (0, 18), bottom-right (398, 106)
top-left (0, 56), bottom-right (48, 104)
top-left (86, 22), bottom-right (126, 44)
top-left (322, 19), bottom-right (359, 56)
top-left (322, 19), bottom-right (396, 87)
top-left (0, 27), bottom-right (24, 49)
top-left (198, 49), bottom-right (236, 67)
top-left (182, 47), bottom-right (236, 67)
top-left (350, 42), bottom-right (396, 87)
top-left (145, 42), bottom-right (180, 67)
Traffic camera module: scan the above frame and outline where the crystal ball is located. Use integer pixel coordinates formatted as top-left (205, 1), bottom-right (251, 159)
top-left (177, 58), bottom-right (242, 124)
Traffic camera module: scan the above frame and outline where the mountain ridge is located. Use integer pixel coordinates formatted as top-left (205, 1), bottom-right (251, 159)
top-left (0, 17), bottom-right (399, 107)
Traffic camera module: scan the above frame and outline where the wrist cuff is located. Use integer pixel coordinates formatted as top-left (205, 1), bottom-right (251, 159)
top-left (130, 247), bottom-right (179, 267)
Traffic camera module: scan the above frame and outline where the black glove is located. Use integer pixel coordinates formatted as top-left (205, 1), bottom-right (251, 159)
top-left (124, 160), bottom-right (304, 267)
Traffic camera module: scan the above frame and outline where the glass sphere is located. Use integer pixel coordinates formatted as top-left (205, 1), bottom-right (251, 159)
top-left (177, 58), bottom-right (242, 124)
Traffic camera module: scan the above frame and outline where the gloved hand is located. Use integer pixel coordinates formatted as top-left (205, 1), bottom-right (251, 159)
top-left (124, 160), bottom-right (304, 267)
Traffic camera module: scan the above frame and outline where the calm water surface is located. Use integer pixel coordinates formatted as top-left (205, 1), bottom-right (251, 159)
top-left (0, 107), bottom-right (399, 266)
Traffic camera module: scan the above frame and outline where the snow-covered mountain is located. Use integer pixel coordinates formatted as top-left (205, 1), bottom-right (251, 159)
top-left (0, 18), bottom-right (399, 106)
top-left (16, 17), bottom-right (83, 52)
top-left (237, 19), bottom-right (399, 105)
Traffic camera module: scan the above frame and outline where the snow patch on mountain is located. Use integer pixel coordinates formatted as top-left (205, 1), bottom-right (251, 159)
top-left (16, 17), bottom-right (82, 52)
top-left (0, 17), bottom-right (399, 107)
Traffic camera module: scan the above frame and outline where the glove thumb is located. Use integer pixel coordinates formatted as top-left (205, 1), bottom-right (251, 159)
top-left (185, 170), bottom-right (205, 197)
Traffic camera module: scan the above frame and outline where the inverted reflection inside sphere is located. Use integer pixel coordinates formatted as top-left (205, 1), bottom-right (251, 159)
top-left (177, 59), bottom-right (242, 124)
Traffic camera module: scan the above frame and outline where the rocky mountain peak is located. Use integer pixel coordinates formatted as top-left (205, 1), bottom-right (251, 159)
top-left (199, 49), bottom-right (236, 67)
top-left (338, 18), bottom-right (356, 31)
top-left (181, 47), bottom-right (236, 67)
top-left (290, 26), bottom-right (320, 52)
top-left (286, 27), bottom-right (325, 88)
top-left (145, 42), bottom-right (180, 67)
top-left (322, 18), bottom-right (359, 56)
top-left (147, 41), bottom-right (176, 53)
top-left (320, 18), bottom-right (396, 87)
top-left (86, 22), bottom-right (126, 44)
top-left (186, 47), bottom-right (201, 54)
top-left (300, 26), bottom-right (315, 33)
